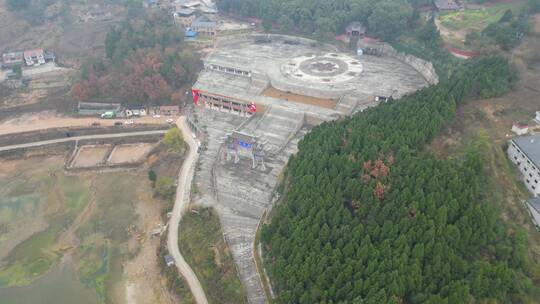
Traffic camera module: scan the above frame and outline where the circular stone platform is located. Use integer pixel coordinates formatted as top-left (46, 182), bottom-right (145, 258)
top-left (281, 53), bottom-right (363, 84)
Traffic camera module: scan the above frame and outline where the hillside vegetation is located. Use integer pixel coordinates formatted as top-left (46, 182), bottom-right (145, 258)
top-left (218, 0), bottom-right (434, 40)
top-left (71, 8), bottom-right (199, 105)
top-left (261, 57), bottom-right (539, 303)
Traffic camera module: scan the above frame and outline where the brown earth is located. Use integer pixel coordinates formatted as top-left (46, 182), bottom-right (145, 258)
top-left (71, 145), bottom-right (110, 168)
top-left (0, 111), bottom-right (171, 136)
top-left (108, 143), bottom-right (155, 165)
top-left (262, 86), bottom-right (338, 109)
top-left (0, 0), bottom-right (124, 115)
top-left (122, 187), bottom-right (177, 304)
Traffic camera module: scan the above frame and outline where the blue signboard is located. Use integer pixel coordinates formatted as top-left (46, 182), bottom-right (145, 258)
top-left (238, 141), bottom-right (252, 149)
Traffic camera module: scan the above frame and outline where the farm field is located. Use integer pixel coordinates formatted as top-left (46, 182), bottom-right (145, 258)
top-left (72, 145), bottom-right (111, 168)
top-left (108, 143), bottom-right (155, 165)
top-left (0, 151), bottom-right (178, 303)
top-left (436, 1), bottom-right (527, 48)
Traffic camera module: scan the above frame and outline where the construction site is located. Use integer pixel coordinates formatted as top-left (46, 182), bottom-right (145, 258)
top-left (189, 33), bottom-right (437, 303)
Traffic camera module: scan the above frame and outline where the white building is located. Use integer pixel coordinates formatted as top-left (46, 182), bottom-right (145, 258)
top-left (173, 8), bottom-right (196, 28)
top-left (508, 134), bottom-right (540, 197)
top-left (535, 111), bottom-right (540, 124)
top-left (512, 122), bottom-right (529, 135)
top-left (23, 49), bottom-right (45, 66)
top-left (526, 198), bottom-right (540, 228)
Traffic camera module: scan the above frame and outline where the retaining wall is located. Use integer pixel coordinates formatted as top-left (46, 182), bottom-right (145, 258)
top-left (268, 76), bottom-right (354, 100)
top-left (380, 44), bottom-right (439, 85)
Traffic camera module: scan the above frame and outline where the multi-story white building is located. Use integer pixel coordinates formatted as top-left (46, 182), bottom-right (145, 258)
top-left (526, 198), bottom-right (540, 228)
top-left (508, 134), bottom-right (540, 197)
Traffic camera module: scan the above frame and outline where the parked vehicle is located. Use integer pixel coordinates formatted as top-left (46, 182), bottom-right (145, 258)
top-left (101, 111), bottom-right (115, 119)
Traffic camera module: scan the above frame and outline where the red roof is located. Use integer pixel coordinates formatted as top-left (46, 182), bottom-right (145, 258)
top-left (23, 49), bottom-right (44, 57)
top-left (335, 35), bottom-right (348, 42)
top-left (443, 44), bottom-right (480, 58)
top-left (514, 122), bottom-right (528, 129)
top-left (362, 36), bottom-right (381, 44)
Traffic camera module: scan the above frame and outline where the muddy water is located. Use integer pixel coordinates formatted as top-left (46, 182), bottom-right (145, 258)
top-left (0, 260), bottom-right (99, 304)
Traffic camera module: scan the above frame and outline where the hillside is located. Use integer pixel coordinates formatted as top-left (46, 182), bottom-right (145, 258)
top-left (261, 56), bottom-right (539, 303)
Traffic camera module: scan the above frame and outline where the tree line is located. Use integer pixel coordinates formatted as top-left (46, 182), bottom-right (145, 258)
top-left (218, 0), bottom-right (435, 40)
top-left (260, 57), bottom-right (538, 303)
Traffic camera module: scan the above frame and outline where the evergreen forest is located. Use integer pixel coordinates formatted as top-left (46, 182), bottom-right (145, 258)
top-left (261, 57), bottom-right (537, 303)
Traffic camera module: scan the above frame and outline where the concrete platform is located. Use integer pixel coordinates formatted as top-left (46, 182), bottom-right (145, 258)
top-left (188, 34), bottom-right (435, 304)
top-left (195, 34), bottom-right (429, 107)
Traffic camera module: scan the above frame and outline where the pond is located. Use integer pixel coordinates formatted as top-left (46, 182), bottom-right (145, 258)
top-left (0, 260), bottom-right (99, 304)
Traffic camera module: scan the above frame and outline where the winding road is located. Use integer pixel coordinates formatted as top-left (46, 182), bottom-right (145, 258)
top-left (167, 117), bottom-right (208, 304)
top-left (0, 117), bottom-right (209, 303)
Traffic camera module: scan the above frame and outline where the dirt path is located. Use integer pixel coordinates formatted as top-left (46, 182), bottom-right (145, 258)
top-left (0, 111), bottom-right (169, 136)
top-left (123, 186), bottom-right (176, 304)
top-left (166, 116), bottom-right (208, 304)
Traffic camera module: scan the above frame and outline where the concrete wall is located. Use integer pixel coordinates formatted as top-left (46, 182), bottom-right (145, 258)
top-left (269, 76), bottom-right (354, 100)
top-left (508, 140), bottom-right (540, 197)
top-left (526, 202), bottom-right (540, 228)
top-left (380, 44), bottom-right (439, 85)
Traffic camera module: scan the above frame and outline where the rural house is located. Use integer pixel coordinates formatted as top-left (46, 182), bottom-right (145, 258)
top-left (158, 105), bottom-right (181, 115)
top-left (1, 51), bottom-right (23, 69)
top-left (512, 122), bottom-right (529, 136)
top-left (23, 49), bottom-right (46, 66)
top-left (190, 15), bottom-right (217, 36)
top-left (173, 8), bottom-right (196, 28)
top-left (346, 22), bottom-right (366, 37)
top-left (173, 0), bottom-right (218, 14)
top-left (434, 0), bottom-right (463, 11)
top-left (508, 134), bottom-right (540, 197)
top-left (125, 105), bottom-right (148, 117)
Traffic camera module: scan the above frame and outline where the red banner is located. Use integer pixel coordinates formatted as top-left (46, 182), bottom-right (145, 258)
top-left (192, 89), bottom-right (200, 105)
top-left (248, 102), bottom-right (257, 113)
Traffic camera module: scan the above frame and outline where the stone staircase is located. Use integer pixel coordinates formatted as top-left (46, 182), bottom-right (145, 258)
top-left (238, 105), bottom-right (304, 154)
top-left (248, 72), bottom-right (269, 95)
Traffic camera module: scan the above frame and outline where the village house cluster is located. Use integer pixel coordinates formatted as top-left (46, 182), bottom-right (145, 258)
top-left (1, 48), bottom-right (56, 80)
top-left (142, 0), bottom-right (218, 39)
top-left (77, 102), bottom-right (181, 119)
top-left (1, 48), bottom-right (55, 69)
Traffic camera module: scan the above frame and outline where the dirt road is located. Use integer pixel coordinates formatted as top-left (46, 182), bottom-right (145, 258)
top-left (0, 111), bottom-right (169, 136)
top-left (167, 116), bottom-right (208, 304)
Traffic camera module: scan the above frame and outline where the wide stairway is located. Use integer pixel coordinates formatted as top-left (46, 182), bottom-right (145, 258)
top-left (238, 105), bottom-right (304, 154)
